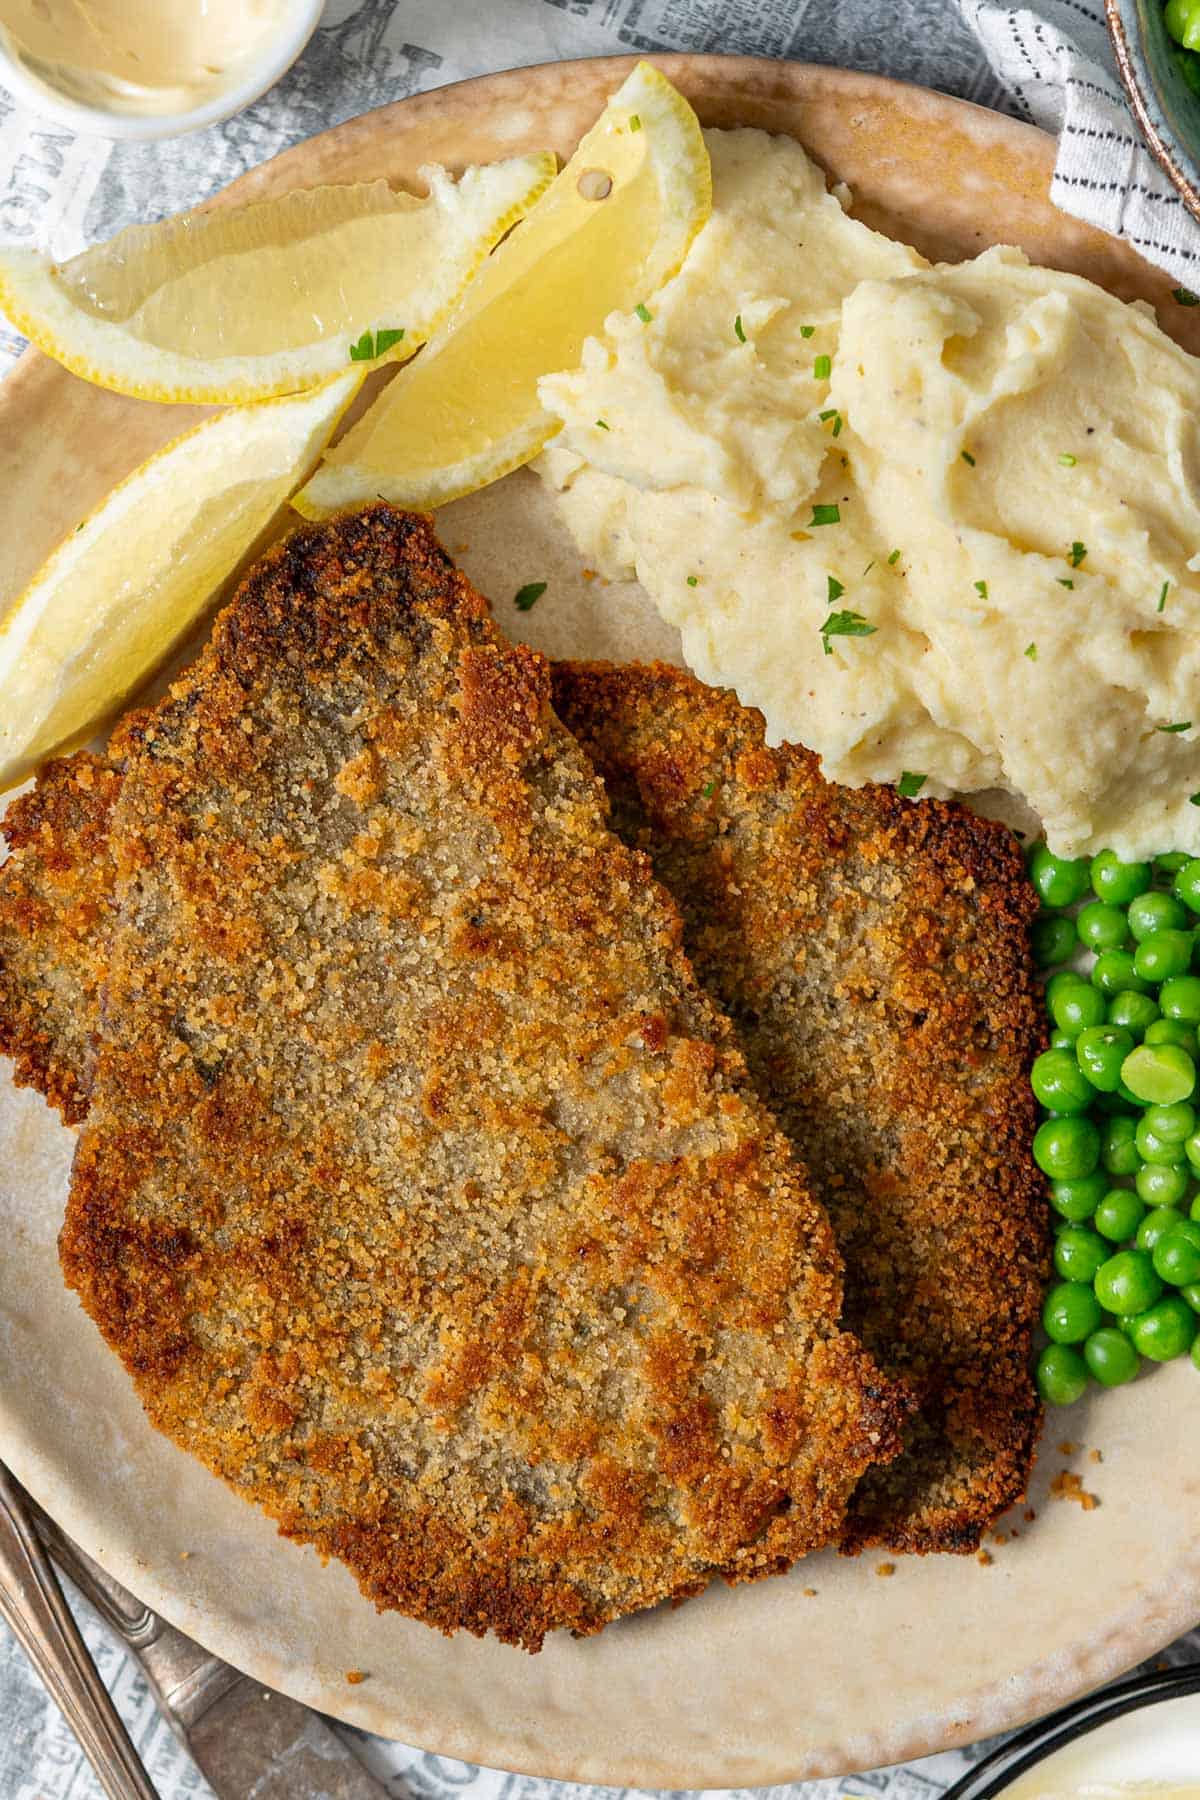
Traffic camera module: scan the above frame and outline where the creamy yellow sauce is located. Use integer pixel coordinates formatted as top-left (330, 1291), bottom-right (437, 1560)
top-left (0, 0), bottom-right (288, 115)
top-left (538, 128), bottom-right (1200, 859)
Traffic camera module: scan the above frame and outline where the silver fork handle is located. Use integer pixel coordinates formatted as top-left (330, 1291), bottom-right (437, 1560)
top-left (0, 1461), bottom-right (159, 1800)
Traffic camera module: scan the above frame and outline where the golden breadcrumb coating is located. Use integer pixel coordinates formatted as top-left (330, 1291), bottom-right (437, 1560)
top-left (551, 661), bottom-right (1047, 1555)
top-left (55, 508), bottom-right (905, 1649)
top-left (0, 752), bottom-right (121, 1123)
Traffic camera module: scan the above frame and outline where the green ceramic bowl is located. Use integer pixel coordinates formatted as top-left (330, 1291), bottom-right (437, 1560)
top-left (1108, 0), bottom-right (1200, 220)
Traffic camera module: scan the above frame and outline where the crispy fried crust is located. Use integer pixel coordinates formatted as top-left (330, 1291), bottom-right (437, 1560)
top-left (0, 753), bottom-right (122, 1123)
top-left (551, 661), bottom-right (1048, 1555)
top-left (57, 507), bottom-right (905, 1649)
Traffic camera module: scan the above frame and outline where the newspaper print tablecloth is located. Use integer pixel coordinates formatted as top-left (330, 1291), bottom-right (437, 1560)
top-left (0, 3), bottom-right (1196, 1796)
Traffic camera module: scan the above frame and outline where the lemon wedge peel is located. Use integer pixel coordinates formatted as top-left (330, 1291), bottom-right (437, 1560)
top-left (293, 62), bottom-right (712, 519)
top-left (0, 369), bottom-right (362, 792)
top-left (0, 155), bottom-right (555, 406)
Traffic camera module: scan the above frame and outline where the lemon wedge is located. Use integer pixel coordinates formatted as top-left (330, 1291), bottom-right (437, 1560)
top-left (0, 371), bottom-right (361, 791)
top-left (294, 62), bottom-right (711, 517)
top-left (0, 156), bottom-right (554, 405)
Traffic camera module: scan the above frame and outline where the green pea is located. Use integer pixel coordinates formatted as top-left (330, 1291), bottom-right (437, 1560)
top-left (1093, 950), bottom-right (1148, 996)
top-left (1168, 0), bottom-right (1200, 48)
top-left (1160, 975), bottom-right (1200, 1023)
top-left (1181, 1282), bottom-right (1200, 1311)
top-left (1107, 991), bottom-right (1161, 1037)
top-left (1090, 851), bottom-right (1152, 905)
top-left (1145, 1018), bottom-right (1199, 1055)
top-left (1135, 1161), bottom-right (1190, 1207)
top-left (1031, 1049), bottom-right (1094, 1113)
top-left (1050, 1029), bottom-right (1076, 1051)
top-left (1083, 1326), bottom-right (1140, 1387)
top-left (1129, 1296), bottom-right (1197, 1360)
top-left (1078, 903), bottom-right (1130, 952)
top-left (1152, 1220), bottom-right (1200, 1287)
top-left (1192, 1335), bottom-right (1200, 1372)
top-left (1029, 845), bottom-right (1092, 909)
top-left (1095, 1187), bottom-right (1147, 1240)
top-left (1053, 981), bottom-right (1108, 1037)
top-left (1134, 1119), bottom-right (1184, 1166)
top-left (1034, 1115), bottom-right (1101, 1179)
top-left (1094, 1247), bottom-right (1164, 1314)
top-left (1036, 1343), bottom-right (1089, 1406)
top-left (1174, 858), bottom-right (1200, 913)
top-left (1101, 1114), bottom-right (1141, 1176)
top-left (1074, 1025), bottom-right (1133, 1092)
top-left (1128, 890), bottom-right (1188, 940)
top-left (1186, 1129), bottom-right (1200, 1172)
top-left (1134, 929), bottom-right (1194, 983)
top-left (1123, 1042), bottom-right (1197, 1104)
top-left (1046, 969), bottom-right (1086, 1006)
top-left (1049, 1172), bottom-right (1107, 1222)
top-left (1032, 913), bottom-right (1078, 967)
top-left (1192, 1192), bottom-right (1200, 1221)
top-left (1043, 1280), bottom-right (1104, 1343)
top-left (1157, 851), bottom-right (1192, 878)
top-left (1144, 1100), bottom-right (1198, 1142)
top-left (1136, 1206), bottom-right (1187, 1253)
top-left (1053, 1226), bottom-right (1109, 1283)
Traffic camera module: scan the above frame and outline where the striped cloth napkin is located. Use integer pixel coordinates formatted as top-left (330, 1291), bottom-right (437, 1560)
top-left (957, 0), bottom-right (1200, 283)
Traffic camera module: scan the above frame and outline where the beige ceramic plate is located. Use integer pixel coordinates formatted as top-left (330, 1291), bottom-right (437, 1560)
top-left (2, 55), bottom-right (1200, 1789)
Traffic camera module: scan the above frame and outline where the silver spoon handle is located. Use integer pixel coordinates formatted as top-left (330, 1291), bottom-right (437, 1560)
top-left (0, 1461), bottom-right (159, 1800)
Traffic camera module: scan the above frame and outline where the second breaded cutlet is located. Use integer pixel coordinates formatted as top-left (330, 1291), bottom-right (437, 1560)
top-left (551, 662), bottom-right (1047, 1554)
top-left (16, 507), bottom-right (906, 1649)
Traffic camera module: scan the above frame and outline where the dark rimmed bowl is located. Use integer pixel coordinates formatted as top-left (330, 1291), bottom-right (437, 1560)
top-left (1108, 0), bottom-right (1200, 220)
top-left (945, 1664), bottom-right (1200, 1797)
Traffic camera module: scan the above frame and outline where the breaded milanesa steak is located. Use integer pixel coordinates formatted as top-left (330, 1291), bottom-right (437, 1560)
top-left (49, 507), bottom-right (904, 1649)
top-left (551, 661), bottom-right (1047, 1555)
top-left (0, 751), bottom-right (121, 1124)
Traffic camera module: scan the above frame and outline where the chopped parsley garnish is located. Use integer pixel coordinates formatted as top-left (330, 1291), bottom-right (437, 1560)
top-left (629, 113), bottom-right (642, 131)
top-left (1059, 452), bottom-right (1077, 467)
top-left (686, 575), bottom-right (699, 586)
top-left (1058, 577), bottom-right (1075, 589)
top-left (701, 779), bottom-right (715, 797)
top-left (734, 313), bottom-right (746, 343)
top-left (800, 324), bottom-right (816, 338)
top-left (1158, 721), bottom-right (1192, 733)
top-left (813, 353), bottom-right (832, 380)
top-left (819, 406), bottom-right (844, 437)
top-left (513, 581), bottom-right (547, 612)
top-left (1024, 642), bottom-right (1037, 660)
top-left (1069, 540), bottom-right (1087, 567)
top-left (595, 418), bottom-right (610, 430)
top-left (1159, 581), bottom-right (1170, 613)
top-left (820, 609), bottom-right (876, 655)
top-left (827, 574), bottom-right (845, 601)
top-left (961, 449), bottom-right (976, 467)
top-left (974, 579), bottom-right (989, 599)
top-left (1174, 287), bottom-right (1200, 306)
top-left (897, 771), bottom-right (927, 798)
top-left (349, 326), bottom-right (406, 361)
top-left (1191, 793), bottom-right (1200, 807)
top-left (635, 302), bottom-right (653, 323)
top-left (808, 503), bottom-right (841, 527)
top-left (887, 548), bottom-right (901, 565)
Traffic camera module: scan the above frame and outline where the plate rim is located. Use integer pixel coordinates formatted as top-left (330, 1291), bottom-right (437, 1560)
top-left (3, 52), bottom-right (1199, 1788)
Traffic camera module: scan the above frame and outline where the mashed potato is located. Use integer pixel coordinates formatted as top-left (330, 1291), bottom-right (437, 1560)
top-left (537, 128), bottom-right (1200, 858)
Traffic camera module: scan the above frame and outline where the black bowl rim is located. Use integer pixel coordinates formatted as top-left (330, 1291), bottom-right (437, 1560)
top-left (943, 1663), bottom-right (1200, 1797)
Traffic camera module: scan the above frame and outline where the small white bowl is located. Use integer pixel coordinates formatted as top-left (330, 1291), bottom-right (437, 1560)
top-left (0, 0), bottom-right (324, 142)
